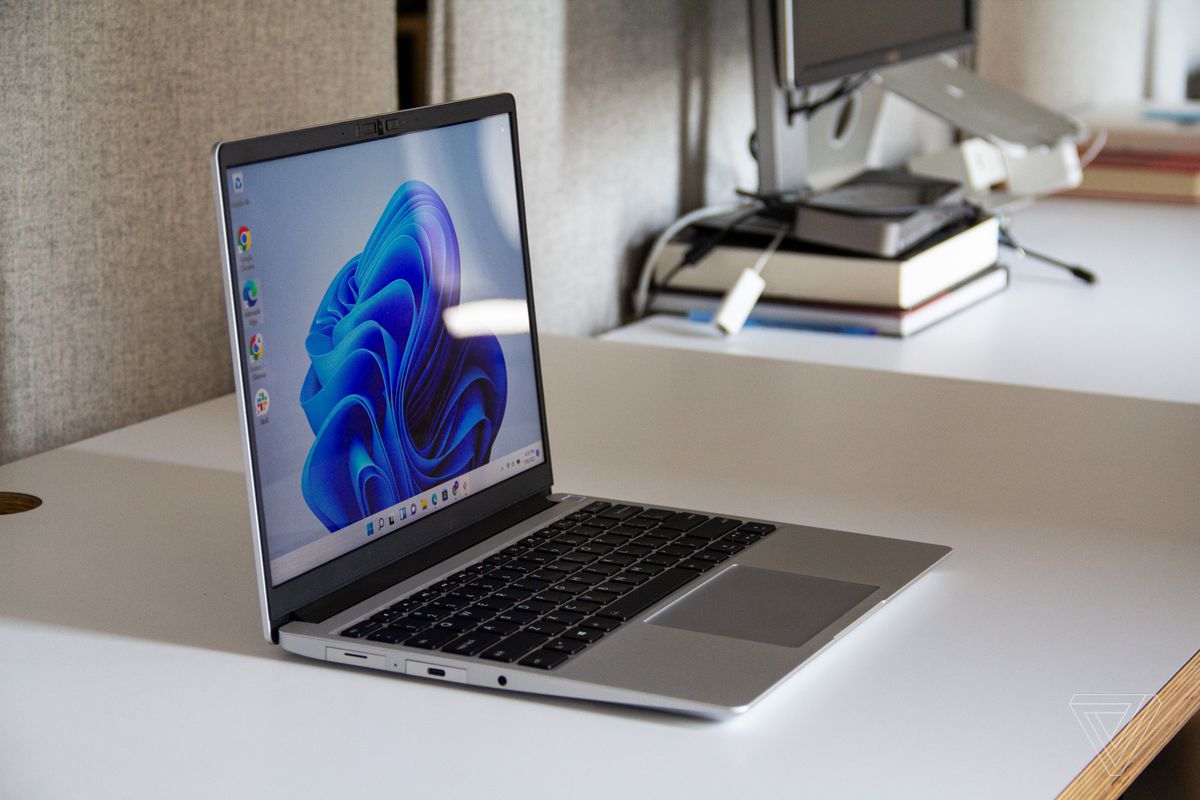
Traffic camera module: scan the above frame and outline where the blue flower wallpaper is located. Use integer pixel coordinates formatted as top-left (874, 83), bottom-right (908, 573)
top-left (298, 181), bottom-right (508, 532)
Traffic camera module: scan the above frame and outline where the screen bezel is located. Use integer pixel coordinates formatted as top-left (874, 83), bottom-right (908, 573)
top-left (783, 0), bottom-right (975, 88)
top-left (213, 94), bottom-right (554, 639)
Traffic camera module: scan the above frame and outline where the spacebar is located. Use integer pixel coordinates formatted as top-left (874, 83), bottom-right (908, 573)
top-left (598, 568), bottom-right (696, 621)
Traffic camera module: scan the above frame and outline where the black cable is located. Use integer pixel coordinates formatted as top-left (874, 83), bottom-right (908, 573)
top-left (787, 72), bottom-right (872, 122)
top-left (998, 223), bottom-right (1098, 284)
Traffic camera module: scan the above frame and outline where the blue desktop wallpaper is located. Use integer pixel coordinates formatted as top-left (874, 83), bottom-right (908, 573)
top-left (300, 181), bottom-right (507, 531)
top-left (227, 114), bottom-right (542, 571)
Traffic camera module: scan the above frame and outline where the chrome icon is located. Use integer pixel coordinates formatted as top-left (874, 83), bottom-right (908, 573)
top-left (237, 225), bottom-right (252, 252)
top-left (247, 333), bottom-right (264, 362)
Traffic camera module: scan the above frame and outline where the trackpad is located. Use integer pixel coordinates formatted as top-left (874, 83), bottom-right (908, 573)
top-left (647, 565), bottom-right (878, 647)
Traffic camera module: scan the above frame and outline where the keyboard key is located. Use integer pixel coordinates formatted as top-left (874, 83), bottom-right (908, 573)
top-left (545, 637), bottom-right (587, 654)
top-left (597, 567), bottom-right (695, 621)
top-left (455, 605), bottom-right (495, 622)
top-left (385, 619), bottom-right (428, 634)
top-left (369, 609), bottom-right (405, 624)
top-left (493, 587), bottom-right (535, 603)
top-left (607, 526), bottom-right (641, 538)
top-left (544, 610), bottom-right (585, 626)
top-left (572, 524), bottom-right (606, 538)
top-left (581, 562), bottom-right (621, 577)
top-left (692, 551), bottom-right (725, 564)
top-left (480, 620), bottom-right (520, 636)
top-left (658, 512), bottom-right (707, 531)
top-left (675, 536), bottom-right (707, 550)
top-left (562, 600), bottom-right (601, 616)
top-left (568, 571), bottom-right (605, 586)
top-left (581, 616), bottom-right (621, 632)
top-left (527, 621), bottom-right (567, 637)
top-left (549, 581), bottom-right (590, 595)
top-left (559, 551), bottom-right (599, 565)
top-left (519, 649), bottom-right (570, 669)
top-left (637, 508), bottom-right (673, 521)
top-left (582, 501), bottom-right (612, 513)
top-left (600, 553), bottom-right (636, 567)
top-left (552, 533), bottom-right (586, 546)
top-left (738, 522), bottom-right (776, 535)
top-left (566, 512), bottom-right (593, 523)
top-left (597, 581), bottom-right (632, 595)
top-left (480, 632), bottom-right (549, 663)
top-left (632, 535), bottom-right (669, 549)
top-left (617, 545), bottom-right (652, 557)
top-left (531, 569), bottom-right (570, 584)
top-left (539, 542), bottom-right (572, 556)
top-left (365, 627), bottom-right (409, 644)
top-left (583, 517), bottom-right (618, 530)
top-left (514, 599), bottom-right (555, 616)
top-left (576, 543), bottom-right (613, 556)
top-left (706, 541), bottom-right (743, 555)
top-left (535, 590), bottom-right (572, 605)
top-left (579, 589), bottom-right (619, 606)
top-left (689, 517), bottom-right (742, 540)
top-left (443, 632), bottom-right (502, 656)
top-left (563, 626), bottom-right (605, 644)
top-left (596, 504), bottom-right (643, 520)
top-left (434, 618), bottom-right (474, 634)
top-left (643, 554), bottom-right (676, 568)
top-left (510, 558), bottom-right (542, 572)
top-left (677, 558), bottom-right (716, 573)
top-left (475, 596), bottom-right (514, 612)
top-left (498, 609), bottom-right (538, 626)
top-left (612, 572), bottom-right (649, 587)
top-left (410, 607), bottom-right (450, 622)
top-left (405, 628), bottom-right (458, 649)
top-left (627, 563), bottom-right (664, 577)
top-left (622, 517), bottom-right (658, 530)
top-left (341, 620), bottom-right (379, 638)
top-left (594, 533), bottom-right (628, 546)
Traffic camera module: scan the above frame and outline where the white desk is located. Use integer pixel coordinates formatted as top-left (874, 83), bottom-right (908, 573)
top-left (2, 336), bottom-right (1198, 799)
top-left (605, 198), bottom-right (1200, 405)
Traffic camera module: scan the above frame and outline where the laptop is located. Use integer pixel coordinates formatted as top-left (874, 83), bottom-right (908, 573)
top-left (212, 94), bottom-right (950, 718)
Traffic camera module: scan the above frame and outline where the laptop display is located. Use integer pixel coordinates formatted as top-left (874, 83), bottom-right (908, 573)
top-left (222, 114), bottom-right (545, 586)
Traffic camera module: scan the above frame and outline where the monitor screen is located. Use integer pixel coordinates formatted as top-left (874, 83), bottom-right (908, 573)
top-left (223, 114), bottom-right (545, 586)
top-left (785, 0), bottom-right (973, 87)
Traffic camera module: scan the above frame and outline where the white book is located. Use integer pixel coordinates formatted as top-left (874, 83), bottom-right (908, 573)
top-left (656, 216), bottom-right (1000, 309)
top-left (649, 265), bottom-right (1009, 338)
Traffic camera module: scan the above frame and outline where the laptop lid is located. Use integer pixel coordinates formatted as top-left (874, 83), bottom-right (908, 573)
top-left (212, 95), bottom-right (554, 640)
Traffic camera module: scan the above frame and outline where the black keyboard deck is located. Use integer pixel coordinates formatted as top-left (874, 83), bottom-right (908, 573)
top-left (339, 502), bottom-right (776, 670)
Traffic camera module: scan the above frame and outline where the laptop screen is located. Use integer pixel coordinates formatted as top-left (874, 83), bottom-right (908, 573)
top-left (223, 114), bottom-right (545, 586)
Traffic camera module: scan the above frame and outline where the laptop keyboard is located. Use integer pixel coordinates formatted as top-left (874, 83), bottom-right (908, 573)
top-left (338, 502), bottom-right (776, 670)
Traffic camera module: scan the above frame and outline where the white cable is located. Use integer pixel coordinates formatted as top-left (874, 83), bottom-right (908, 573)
top-left (714, 224), bottom-right (789, 337)
top-left (1078, 128), bottom-right (1107, 168)
top-left (632, 201), bottom-right (760, 318)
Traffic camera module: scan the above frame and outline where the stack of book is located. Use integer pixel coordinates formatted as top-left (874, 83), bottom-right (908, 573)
top-left (648, 214), bottom-right (1006, 337)
top-left (1071, 103), bottom-right (1200, 204)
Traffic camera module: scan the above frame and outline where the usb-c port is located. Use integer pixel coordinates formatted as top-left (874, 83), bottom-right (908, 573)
top-left (427, 667), bottom-right (446, 677)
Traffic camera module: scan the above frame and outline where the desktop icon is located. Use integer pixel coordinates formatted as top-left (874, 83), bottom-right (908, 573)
top-left (452, 480), bottom-right (459, 497)
top-left (442, 489), bottom-right (448, 501)
top-left (388, 515), bottom-right (395, 526)
top-left (231, 171), bottom-right (245, 194)
top-left (241, 279), bottom-right (259, 311)
top-left (253, 388), bottom-right (270, 416)
top-left (378, 516), bottom-right (385, 530)
top-left (431, 493), bottom-right (438, 506)
top-left (400, 507), bottom-right (407, 520)
top-left (247, 333), bottom-right (264, 362)
top-left (410, 503), bottom-right (418, 515)
top-left (420, 499), bottom-right (427, 510)
top-left (236, 225), bottom-right (252, 252)
top-left (366, 521), bottom-right (374, 536)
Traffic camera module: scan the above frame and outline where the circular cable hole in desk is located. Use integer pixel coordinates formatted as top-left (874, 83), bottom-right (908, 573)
top-left (0, 492), bottom-right (43, 514)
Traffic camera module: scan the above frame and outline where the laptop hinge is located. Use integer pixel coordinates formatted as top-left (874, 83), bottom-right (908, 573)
top-left (291, 492), bottom-right (558, 626)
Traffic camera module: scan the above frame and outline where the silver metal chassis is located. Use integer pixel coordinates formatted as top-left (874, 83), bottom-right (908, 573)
top-left (280, 494), bottom-right (950, 720)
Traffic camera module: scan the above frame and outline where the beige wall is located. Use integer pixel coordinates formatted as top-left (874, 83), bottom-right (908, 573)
top-left (0, 0), bottom-right (397, 464)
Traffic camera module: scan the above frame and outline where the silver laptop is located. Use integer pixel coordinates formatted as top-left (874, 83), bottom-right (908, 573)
top-left (213, 94), bottom-right (950, 718)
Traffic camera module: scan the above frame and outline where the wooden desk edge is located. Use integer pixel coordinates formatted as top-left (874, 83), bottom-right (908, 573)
top-left (1058, 647), bottom-right (1200, 800)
